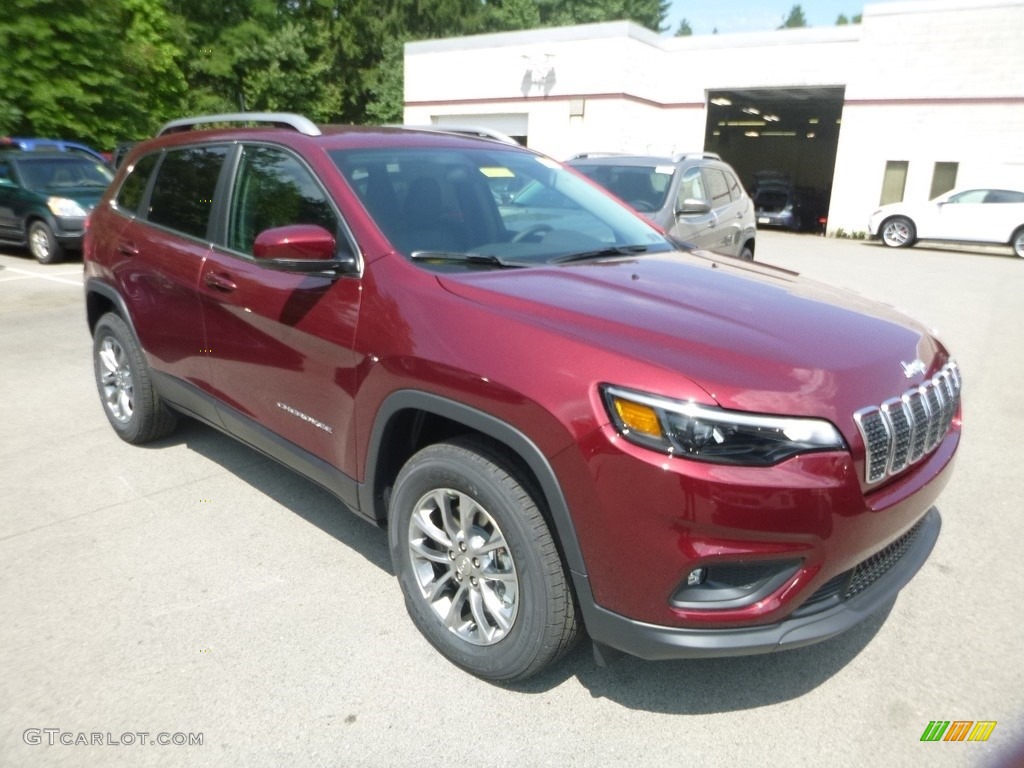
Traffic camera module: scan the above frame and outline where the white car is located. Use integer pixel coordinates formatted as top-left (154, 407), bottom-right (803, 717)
top-left (869, 187), bottom-right (1024, 258)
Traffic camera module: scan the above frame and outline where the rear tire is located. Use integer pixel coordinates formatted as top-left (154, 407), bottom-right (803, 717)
top-left (28, 220), bottom-right (64, 264)
top-left (880, 216), bottom-right (916, 248)
top-left (92, 313), bottom-right (178, 443)
top-left (389, 437), bottom-right (579, 682)
top-left (740, 242), bottom-right (754, 260)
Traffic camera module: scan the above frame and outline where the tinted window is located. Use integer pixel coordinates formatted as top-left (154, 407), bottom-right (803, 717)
top-left (227, 146), bottom-right (338, 255)
top-left (147, 146), bottom-right (228, 238)
top-left (984, 190), bottom-right (1024, 204)
top-left (115, 153), bottom-right (160, 214)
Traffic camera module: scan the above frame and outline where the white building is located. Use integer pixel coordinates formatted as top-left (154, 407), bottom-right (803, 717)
top-left (404, 0), bottom-right (1024, 235)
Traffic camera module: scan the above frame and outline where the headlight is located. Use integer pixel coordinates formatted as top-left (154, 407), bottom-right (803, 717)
top-left (47, 197), bottom-right (87, 217)
top-left (602, 385), bottom-right (847, 466)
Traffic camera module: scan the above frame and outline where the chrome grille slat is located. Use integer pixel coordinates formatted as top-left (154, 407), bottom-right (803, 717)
top-left (854, 361), bottom-right (961, 485)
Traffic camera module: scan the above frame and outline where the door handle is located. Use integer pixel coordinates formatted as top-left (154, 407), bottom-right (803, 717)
top-left (204, 272), bottom-right (237, 292)
top-left (116, 241), bottom-right (139, 257)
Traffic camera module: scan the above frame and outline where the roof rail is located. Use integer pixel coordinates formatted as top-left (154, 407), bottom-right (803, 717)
top-left (157, 113), bottom-right (321, 137)
top-left (568, 152), bottom-right (632, 160)
top-left (397, 124), bottom-right (520, 146)
top-left (672, 151), bottom-right (722, 162)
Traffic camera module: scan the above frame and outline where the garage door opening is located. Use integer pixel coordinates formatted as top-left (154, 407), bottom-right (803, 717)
top-left (704, 86), bottom-right (845, 230)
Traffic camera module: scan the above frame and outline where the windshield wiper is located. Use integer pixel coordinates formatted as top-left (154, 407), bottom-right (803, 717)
top-left (550, 245), bottom-right (650, 264)
top-left (410, 251), bottom-right (525, 269)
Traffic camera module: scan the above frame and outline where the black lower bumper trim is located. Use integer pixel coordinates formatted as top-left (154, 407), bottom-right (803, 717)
top-left (578, 507), bottom-right (941, 661)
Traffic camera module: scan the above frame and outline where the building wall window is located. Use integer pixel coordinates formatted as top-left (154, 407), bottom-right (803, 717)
top-left (880, 160), bottom-right (909, 205)
top-left (930, 161), bottom-right (959, 199)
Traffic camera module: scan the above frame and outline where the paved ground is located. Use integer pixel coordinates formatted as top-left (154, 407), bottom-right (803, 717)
top-left (1, 231), bottom-right (1022, 768)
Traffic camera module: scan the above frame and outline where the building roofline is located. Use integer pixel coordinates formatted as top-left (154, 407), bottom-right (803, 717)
top-left (405, 19), bottom-right (861, 56)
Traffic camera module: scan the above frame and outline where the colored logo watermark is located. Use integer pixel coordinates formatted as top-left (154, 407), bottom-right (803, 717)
top-left (921, 721), bottom-right (997, 742)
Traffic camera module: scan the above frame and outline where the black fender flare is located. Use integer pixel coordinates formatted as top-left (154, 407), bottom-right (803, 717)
top-left (360, 389), bottom-right (589, 578)
top-left (84, 278), bottom-right (140, 340)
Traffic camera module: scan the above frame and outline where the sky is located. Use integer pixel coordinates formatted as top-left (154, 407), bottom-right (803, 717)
top-left (664, 1), bottom-right (864, 36)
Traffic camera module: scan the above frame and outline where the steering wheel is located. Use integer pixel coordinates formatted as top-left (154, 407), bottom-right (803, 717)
top-left (511, 224), bottom-right (553, 243)
top-left (629, 200), bottom-right (656, 212)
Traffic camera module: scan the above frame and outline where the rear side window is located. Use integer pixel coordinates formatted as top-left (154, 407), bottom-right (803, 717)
top-left (147, 146), bottom-right (228, 239)
top-left (115, 153), bottom-right (160, 214)
top-left (227, 145), bottom-right (338, 255)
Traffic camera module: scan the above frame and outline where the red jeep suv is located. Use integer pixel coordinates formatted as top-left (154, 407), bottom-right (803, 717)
top-left (84, 113), bottom-right (961, 681)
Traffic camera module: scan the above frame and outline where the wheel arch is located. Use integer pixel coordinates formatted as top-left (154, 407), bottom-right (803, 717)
top-left (359, 390), bottom-right (588, 578)
top-left (85, 279), bottom-right (139, 340)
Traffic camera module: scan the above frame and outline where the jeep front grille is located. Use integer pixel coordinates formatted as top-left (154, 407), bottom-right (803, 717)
top-left (854, 361), bottom-right (961, 485)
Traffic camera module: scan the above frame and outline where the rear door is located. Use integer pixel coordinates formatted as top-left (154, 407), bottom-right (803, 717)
top-left (198, 143), bottom-right (363, 479)
top-left (96, 146), bottom-right (228, 400)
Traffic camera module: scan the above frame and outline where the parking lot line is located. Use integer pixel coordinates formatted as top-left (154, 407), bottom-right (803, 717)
top-left (0, 266), bottom-right (83, 286)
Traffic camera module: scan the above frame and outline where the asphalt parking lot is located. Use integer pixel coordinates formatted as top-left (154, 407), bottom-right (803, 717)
top-left (1, 230), bottom-right (1022, 768)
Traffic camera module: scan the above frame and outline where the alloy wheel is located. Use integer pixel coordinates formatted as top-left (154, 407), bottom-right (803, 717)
top-left (407, 488), bottom-right (519, 646)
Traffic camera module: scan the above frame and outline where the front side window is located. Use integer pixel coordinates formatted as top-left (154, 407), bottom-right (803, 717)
top-left (115, 153), bottom-right (160, 215)
top-left (724, 170), bottom-right (744, 201)
top-left (227, 146), bottom-right (338, 255)
top-left (677, 167), bottom-right (708, 207)
top-left (702, 168), bottom-right (732, 210)
top-left (947, 190), bottom-right (987, 205)
top-left (147, 146), bottom-right (228, 239)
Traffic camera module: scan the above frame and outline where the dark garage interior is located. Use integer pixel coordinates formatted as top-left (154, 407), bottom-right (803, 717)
top-left (704, 86), bottom-right (846, 228)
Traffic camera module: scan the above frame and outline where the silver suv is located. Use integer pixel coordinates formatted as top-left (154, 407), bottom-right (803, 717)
top-left (567, 152), bottom-right (756, 260)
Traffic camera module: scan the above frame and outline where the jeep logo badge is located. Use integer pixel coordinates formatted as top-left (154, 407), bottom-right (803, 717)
top-left (901, 359), bottom-right (927, 378)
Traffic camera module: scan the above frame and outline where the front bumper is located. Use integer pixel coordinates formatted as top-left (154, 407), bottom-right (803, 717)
top-left (580, 506), bottom-right (940, 660)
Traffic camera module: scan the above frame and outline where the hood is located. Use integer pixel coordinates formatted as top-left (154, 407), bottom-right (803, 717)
top-left (436, 251), bottom-right (945, 425)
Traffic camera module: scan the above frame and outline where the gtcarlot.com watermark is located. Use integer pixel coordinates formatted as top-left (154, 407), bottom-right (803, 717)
top-left (24, 729), bottom-right (203, 747)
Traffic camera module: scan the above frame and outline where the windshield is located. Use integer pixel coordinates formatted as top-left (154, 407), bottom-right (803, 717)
top-left (571, 164), bottom-right (674, 214)
top-left (329, 146), bottom-right (672, 266)
top-left (17, 158), bottom-right (113, 190)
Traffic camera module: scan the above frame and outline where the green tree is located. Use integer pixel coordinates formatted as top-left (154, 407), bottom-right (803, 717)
top-left (0, 0), bottom-right (186, 147)
top-left (675, 17), bottom-right (693, 36)
top-left (779, 4), bottom-right (808, 28)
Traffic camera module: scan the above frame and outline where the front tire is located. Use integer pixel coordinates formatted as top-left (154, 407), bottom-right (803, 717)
top-left (1012, 227), bottom-right (1024, 258)
top-left (389, 438), bottom-right (578, 682)
top-left (880, 216), bottom-right (916, 248)
top-left (28, 220), bottom-right (64, 264)
top-left (92, 313), bottom-right (178, 443)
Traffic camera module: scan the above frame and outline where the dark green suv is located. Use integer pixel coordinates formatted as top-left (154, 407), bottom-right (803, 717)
top-left (0, 151), bottom-right (113, 263)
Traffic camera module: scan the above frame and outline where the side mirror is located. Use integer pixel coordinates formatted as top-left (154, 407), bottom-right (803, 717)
top-left (675, 198), bottom-right (712, 216)
top-left (253, 224), bottom-right (356, 273)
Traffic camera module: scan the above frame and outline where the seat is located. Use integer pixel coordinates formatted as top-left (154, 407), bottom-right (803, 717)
top-left (399, 176), bottom-right (465, 253)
